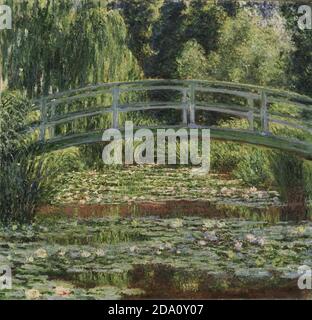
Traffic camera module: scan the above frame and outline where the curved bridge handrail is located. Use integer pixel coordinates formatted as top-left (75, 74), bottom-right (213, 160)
top-left (28, 79), bottom-right (312, 160)
top-left (33, 79), bottom-right (312, 105)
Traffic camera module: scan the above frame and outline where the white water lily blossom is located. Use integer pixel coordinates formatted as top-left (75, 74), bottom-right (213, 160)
top-left (58, 249), bottom-right (67, 257)
top-left (34, 248), bottom-right (48, 259)
top-left (245, 234), bottom-right (258, 244)
top-left (257, 237), bottom-right (266, 247)
top-left (95, 249), bottom-right (106, 257)
top-left (234, 241), bottom-right (243, 252)
top-left (129, 246), bottom-right (138, 253)
top-left (245, 234), bottom-right (266, 246)
top-left (26, 256), bottom-right (34, 263)
top-left (204, 231), bottom-right (218, 242)
top-left (25, 289), bottom-right (41, 300)
top-left (81, 251), bottom-right (92, 258)
top-left (198, 240), bottom-right (208, 246)
top-left (168, 219), bottom-right (183, 229)
top-left (203, 219), bottom-right (225, 229)
top-left (55, 287), bottom-right (72, 297)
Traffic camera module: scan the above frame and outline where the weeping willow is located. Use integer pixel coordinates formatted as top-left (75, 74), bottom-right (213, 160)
top-left (0, 0), bottom-right (144, 168)
top-left (0, 0), bottom-right (142, 98)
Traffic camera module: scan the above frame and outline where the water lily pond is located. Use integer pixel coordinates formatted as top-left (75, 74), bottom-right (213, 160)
top-left (1, 215), bottom-right (312, 300)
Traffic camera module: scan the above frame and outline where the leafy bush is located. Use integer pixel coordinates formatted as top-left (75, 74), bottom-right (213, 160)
top-left (42, 148), bottom-right (85, 174)
top-left (211, 118), bottom-right (253, 174)
top-left (0, 92), bottom-right (30, 160)
top-left (0, 149), bottom-right (46, 224)
top-left (233, 149), bottom-right (273, 188)
top-left (270, 151), bottom-right (312, 216)
top-left (175, 40), bottom-right (208, 79)
top-left (211, 141), bottom-right (246, 173)
top-left (0, 92), bottom-right (48, 224)
top-left (206, 10), bottom-right (293, 86)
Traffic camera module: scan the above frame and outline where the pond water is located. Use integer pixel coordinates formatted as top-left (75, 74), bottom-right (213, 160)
top-left (0, 215), bottom-right (311, 300)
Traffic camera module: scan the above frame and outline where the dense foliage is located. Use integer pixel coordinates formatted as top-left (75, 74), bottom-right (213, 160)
top-left (0, 93), bottom-right (44, 223)
top-left (1, 0), bottom-right (142, 97)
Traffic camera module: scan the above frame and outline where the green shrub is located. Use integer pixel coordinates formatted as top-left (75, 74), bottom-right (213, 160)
top-left (271, 153), bottom-right (303, 202)
top-left (42, 148), bottom-right (85, 173)
top-left (211, 141), bottom-right (246, 173)
top-left (233, 148), bottom-right (273, 188)
top-left (0, 92), bottom-right (49, 224)
top-left (269, 151), bottom-right (312, 216)
top-left (0, 148), bottom-right (47, 224)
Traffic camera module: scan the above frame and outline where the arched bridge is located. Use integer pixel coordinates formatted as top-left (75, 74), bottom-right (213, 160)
top-left (30, 80), bottom-right (312, 160)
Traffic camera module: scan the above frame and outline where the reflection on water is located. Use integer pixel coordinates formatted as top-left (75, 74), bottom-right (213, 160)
top-left (1, 213), bottom-right (312, 300)
top-left (59, 264), bottom-right (309, 299)
top-left (39, 200), bottom-right (312, 223)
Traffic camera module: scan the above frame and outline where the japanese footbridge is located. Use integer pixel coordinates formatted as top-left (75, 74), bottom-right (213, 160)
top-left (30, 80), bottom-right (312, 160)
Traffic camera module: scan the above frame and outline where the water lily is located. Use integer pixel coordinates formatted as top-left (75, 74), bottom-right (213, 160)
top-left (95, 249), bottom-right (106, 256)
top-left (202, 220), bottom-right (215, 229)
top-left (169, 219), bottom-right (183, 229)
top-left (80, 251), bottom-right (91, 258)
top-left (234, 241), bottom-right (243, 252)
top-left (158, 244), bottom-right (165, 251)
top-left (198, 240), bottom-right (207, 246)
top-left (220, 187), bottom-right (234, 196)
top-left (55, 287), bottom-right (72, 297)
top-left (242, 194), bottom-right (250, 200)
top-left (245, 234), bottom-right (266, 246)
top-left (220, 187), bottom-right (228, 195)
top-left (25, 289), bottom-right (41, 300)
top-left (58, 249), bottom-right (66, 257)
top-left (131, 220), bottom-right (139, 227)
top-left (203, 231), bottom-right (218, 242)
top-left (129, 246), bottom-right (138, 253)
top-left (227, 250), bottom-right (235, 259)
top-left (295, 226), bottom-right (306, 235)
top-left (217, 221), bottom-right (226, 228)
top-left (34, 248), bottom-right (48, 259)
top-left (245, 234), bottom-right (258, 244)
top-left (26, 256), bottom-right (34, 263)
top-left (257, 237), bottom-right (266, 247)
top-left (165, 243), bottom-right (173, 250)
top-left (202, 219), bottom-right (225, 230)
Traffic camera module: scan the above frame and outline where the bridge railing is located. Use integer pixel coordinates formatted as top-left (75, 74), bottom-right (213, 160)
top-left (29, 80), bottom-right (312, 158)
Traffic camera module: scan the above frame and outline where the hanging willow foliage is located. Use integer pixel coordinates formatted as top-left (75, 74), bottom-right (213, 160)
top-left (0, 0), bottom-right (142, 98)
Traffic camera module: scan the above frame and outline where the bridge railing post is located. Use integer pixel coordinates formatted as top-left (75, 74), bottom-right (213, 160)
top-left (182, 88), bottom-right (188, 125)
top-left (247, 98), bottom-right (254, 131)
top-left (189, 83), bottom-right (196, 127)
top-left (39, 98), bottom-right (46, 142)
top-left (112, 86), bottom-right (120, 129)
top-left (49, 102), bottom-right (56, 139)
top-left (260, 91), bottom-right (269, 134)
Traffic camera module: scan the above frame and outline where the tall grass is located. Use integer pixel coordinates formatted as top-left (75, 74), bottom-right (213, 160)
top-left (270, 151), bottom-right (312, 218)
top-left (0, 92), bottom-right (48, 224)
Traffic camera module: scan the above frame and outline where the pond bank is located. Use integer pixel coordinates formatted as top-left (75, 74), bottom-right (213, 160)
top-left (38, 200), bottom-right (309, 222)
